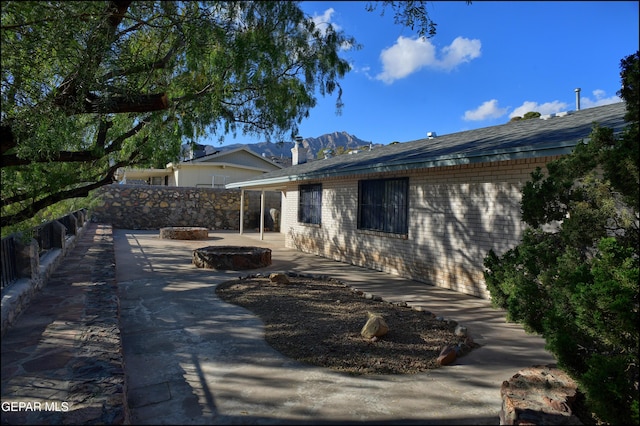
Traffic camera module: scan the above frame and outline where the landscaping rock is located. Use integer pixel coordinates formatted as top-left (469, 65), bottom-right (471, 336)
top-left (269, 273), bottom-right (289, 283)
top-left (360, 311), bottom-right (389, 339)
top-left (499, 364), bottom-right (581, 425)
top-left (455, 325), bottom-right (467, 337)
top-left (437, 345), bottom-right (457, 366)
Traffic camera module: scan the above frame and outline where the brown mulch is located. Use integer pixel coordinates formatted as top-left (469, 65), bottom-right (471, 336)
top-left (215, 275), bottom-right (478, 375)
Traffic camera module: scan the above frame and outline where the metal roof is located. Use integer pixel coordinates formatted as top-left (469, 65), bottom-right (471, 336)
top-left (227, 102), bottom-right (628, 190)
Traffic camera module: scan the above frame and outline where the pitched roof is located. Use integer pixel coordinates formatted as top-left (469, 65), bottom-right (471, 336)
top-left (227, 102), bottom-right (628, 189)
top-left (180, 146), bottom-right (283, 169)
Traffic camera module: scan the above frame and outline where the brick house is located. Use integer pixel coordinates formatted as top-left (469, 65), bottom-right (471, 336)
top-left (227, 102), bottom-right (628, 299)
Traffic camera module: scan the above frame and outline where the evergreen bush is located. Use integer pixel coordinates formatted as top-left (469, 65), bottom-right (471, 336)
top-left (484, 51), bottom-right (639, 425)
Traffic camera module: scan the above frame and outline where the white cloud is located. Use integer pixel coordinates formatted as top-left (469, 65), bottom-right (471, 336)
top-left (310, 8), bottom-right (340, 35)
top-left (579, 89), bottom-right (622, 108)
top-left (464, 99), bottom-right (508, 121)
top-left (507, 89), bottom-right (621, 119)
top-left (375, 36), bottom-right (436, 84)
top-left (439, 37), bottom-right (482, 70)
top-left (509, 100), bottom-right (570, 119)
top-left (309, 8), bottom-right (352, 51)
top-left (351, 65), bottom-right (370, 75)
top-left (375, 36), bottom-right (481, 84)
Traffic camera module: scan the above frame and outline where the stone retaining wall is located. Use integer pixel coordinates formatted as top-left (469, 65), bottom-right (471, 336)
top-left (1, 218), bottom-right (89, 337)
top-left (91, 184), bottom-right (280, 230)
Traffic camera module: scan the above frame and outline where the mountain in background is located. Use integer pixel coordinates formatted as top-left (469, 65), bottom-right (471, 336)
top-left (186, 131), bottom-right (384, 166)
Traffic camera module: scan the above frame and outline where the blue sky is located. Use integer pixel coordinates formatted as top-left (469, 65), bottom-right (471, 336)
top-left (209, 1), bottom-right (639, 147)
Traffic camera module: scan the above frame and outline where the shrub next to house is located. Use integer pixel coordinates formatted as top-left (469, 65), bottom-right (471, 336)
top-left (483, 51), bottom-right (639, 425)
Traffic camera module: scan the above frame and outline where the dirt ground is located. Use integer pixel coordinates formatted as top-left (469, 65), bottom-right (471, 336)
top-left (215, 275), bottom-right (478, 375)
top-left (215, 275), bottom-right (604, 424)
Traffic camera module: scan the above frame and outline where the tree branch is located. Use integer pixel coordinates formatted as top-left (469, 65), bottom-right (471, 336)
top-left (103, 116), bottom-right (152, 153)
top-left (96, 118), bottom-right (113, 149)
top-left (52, 1), bottom-right (133, 113)
top-left (2, 115), bottom-right (151, 167)
top-left (3, 151), bottom-right (108, 167)
top-left (2, 171), bottom-right (114, 228)
top-left (81, 92), bottom-right (169, 114)
top-left (0, 126), bottom-right (16, 156)
top-left (100, 38), bottom-right (185, 81)
top-left (1, 150), bottom-right (142, 228)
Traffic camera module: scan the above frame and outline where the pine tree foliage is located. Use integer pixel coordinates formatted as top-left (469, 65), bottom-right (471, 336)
top-left (484, 51), bottom-right (639, 425)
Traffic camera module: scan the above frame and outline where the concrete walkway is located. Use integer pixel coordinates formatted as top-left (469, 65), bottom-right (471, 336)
top-left (114, 229), bottom-right (556, 425)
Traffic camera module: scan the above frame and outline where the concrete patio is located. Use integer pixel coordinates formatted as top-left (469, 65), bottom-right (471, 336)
top-left (114, 228), bottom-right (556, 424)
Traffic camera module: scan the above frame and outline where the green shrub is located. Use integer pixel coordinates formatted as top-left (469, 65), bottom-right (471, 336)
top-left (484, 51), bottom-right (639, 425)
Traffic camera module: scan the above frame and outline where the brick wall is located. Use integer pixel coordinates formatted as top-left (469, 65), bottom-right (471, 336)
top-left (91, 184), bottom-right (281, 230)
top-left (281, 157), bottom-right (557, 299)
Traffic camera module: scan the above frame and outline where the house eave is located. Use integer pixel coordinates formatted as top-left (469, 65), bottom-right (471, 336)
top-left (119, 168), bottom-right (172, 179)
top-left (225, 142), bottom-right (578, 190)
top-left (170, 161), bottom-right (276, 173)
top-left (183, 146), bottom-right (284, 169)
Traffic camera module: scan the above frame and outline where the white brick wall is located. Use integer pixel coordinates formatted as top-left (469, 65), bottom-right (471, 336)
top-left (281, 156), bottom-right (558, 299)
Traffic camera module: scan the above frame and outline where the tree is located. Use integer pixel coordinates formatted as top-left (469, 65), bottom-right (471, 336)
top-left (509, 111), bottom-right (540, 122)
top-left (1, 1), bottom-right (450, 231)
top-left (365, 1), bottom-right (472, 38)
top-left (0, 1), bottom-right (347, 229)
top-left (484, 51), bottom-right (639, 425)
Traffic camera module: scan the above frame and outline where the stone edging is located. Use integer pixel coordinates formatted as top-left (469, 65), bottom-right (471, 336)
top-left (239, 271), bottom-right (583, 424)
top-left (238, 271), bottom-right (477, 365)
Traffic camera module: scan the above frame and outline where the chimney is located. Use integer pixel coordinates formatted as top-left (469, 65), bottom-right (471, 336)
top-left (291, 136), bottom-right (307, 165)
top-left (575, 88), bottom-right (581, 111)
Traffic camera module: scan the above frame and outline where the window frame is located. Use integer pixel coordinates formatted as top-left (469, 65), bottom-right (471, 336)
top-left (357, 177), bottom-right (409, 235)
top-left (298, 183), bottom-right (322, 225)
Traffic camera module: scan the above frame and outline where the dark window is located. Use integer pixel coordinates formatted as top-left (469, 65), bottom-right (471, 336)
top-left (358, 178), bottom-right (408, 234)
top-left (298, 183), bottom-right (322, 224)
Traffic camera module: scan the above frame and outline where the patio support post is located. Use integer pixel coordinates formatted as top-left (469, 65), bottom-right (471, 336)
top-left (239, 189), bottom-right (245, 235)
top-left (260, 190), bottom-right (265, 240)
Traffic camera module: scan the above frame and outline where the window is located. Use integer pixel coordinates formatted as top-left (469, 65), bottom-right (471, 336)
top-left (358, 177), bottom-right (408, 234)
top-left (298, 183), bottom-right (322, 224)
top-left (211, 175), bottom-right (228, 188)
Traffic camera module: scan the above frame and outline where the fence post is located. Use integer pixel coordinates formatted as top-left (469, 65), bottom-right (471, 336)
top-left (15, 237), bottom-right (39, 281)
top-left (67, 213), bottom-right (79, 235)
top-left (52, 221), bottom-right (66, 250)
top-left (77, 209), bottom-right (86, 227)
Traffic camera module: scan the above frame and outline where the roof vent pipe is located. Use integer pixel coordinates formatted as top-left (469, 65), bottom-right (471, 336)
top-left (575, 88), bottom-right (581, 111)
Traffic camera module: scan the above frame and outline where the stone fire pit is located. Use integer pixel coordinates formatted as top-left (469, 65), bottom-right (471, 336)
top-left (160, 226), bottom-right (209, 240)
top-left (192, 246), bottom-right (272, 270)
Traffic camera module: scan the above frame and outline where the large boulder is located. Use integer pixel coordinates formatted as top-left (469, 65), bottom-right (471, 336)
top-left (360, 311), bottom-right (389, 339)
top-left (500, 365), bottom-right (580, 425)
